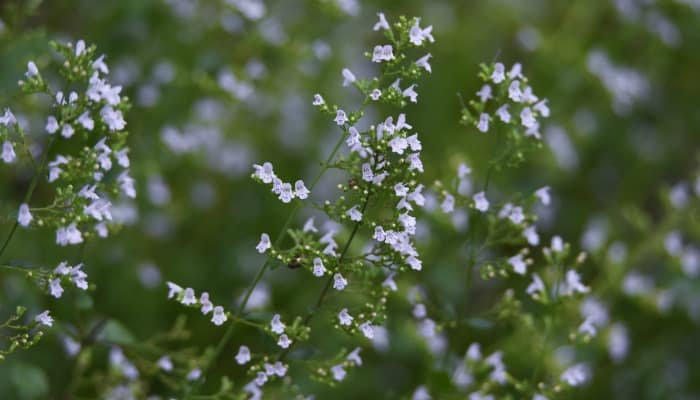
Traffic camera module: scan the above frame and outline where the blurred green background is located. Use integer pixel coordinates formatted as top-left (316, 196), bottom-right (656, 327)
top-left (1, 0), bottom-right (699, 398)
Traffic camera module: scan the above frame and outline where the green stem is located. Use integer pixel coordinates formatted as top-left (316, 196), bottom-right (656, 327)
top-left (0, 137), bottom-right (55, 259)
top-left (278, 186), bottom-right (372, 362)
top-left (188, 128), bottom-right (348, 395)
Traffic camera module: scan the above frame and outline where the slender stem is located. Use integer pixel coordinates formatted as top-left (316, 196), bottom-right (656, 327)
top-left (278, 187), bottom-right (372, 362)
top-left (0, 264), bottom-right (34, 274)
top-left (0, 137), bottom-right (55, 259)
top-left (189, 128), bottom-right (348, 393)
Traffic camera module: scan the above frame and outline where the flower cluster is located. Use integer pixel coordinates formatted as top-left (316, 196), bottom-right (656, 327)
top-left (166, 282), bottom-right (228, 326)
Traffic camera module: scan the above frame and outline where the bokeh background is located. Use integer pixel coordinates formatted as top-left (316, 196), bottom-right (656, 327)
top-left (1, 0), bottom-right (699, 399)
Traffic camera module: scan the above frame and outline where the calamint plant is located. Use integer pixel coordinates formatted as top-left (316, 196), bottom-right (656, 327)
top-left (0, 40), bottom-right (133, 358)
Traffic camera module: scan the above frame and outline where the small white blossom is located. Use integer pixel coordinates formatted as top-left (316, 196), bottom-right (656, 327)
top-left (294, 180), bottom-right (310, 199)
top-left (18, 203), bottom-right (32, 227)
top-left (2, 141), bottom-right (16, 163)
top-left (236, 345), bottom-right (251, 365)
top-left (77, 111), bottom-right (94, 130)
top-left (158, 356), bottom-right (173, 372)
top-left (312, 94), bottom-right (324, 106)
top-left (535, 186), bottom-right (551, 205)
top-left (359, 322), bottom-right (374, 339)
top-left (270, 314), bottom-right (285, 334)
top-left (347, 347), bottom-right (363, 365)
top-left (181, 288), bottom-right (197, 305)
top-left (49, 278), bottom-right (64, 298)
top-left (496, 104), bottom-right (511, 123)
top-left (370, 89), bottom-right (382, 100)
top-left (551, 236), bottom-right (564, 253)
top-left (347, 205), bottom-right (362, 222)
top-left (333, 273), bottom-right (347, 290)
top-left (561, 364), bottom-right (590, 386)
top-left (256, 233), bottom-right (271, 254)
top-left (335, 109), bottom-right (348, 125)
top-left (303, 217), bottom-right (318, 233)
top-left (534, 99), bottom-right (550, 117)
top-left (372, 45), bottom-right (395, 63)
top-left (200, 292), bottom-right (213, 315)
top-left (409, 19), bottom-right (434, 46)
top-left (508, 80), bottom-right (523, 102)
top-left (508, 207), bottom-right (525, 224)
top-left (341, 68), bottom-right (356, 87)
top-left (312, 257), bottom-right (326, 277)
top-left (211, 306), bottom-right (227, 326)
top-left (508, 254), bottom-right (527, 275)
top-left (373, 12), bottom-right (389, 31)
top-left (35, 310), bottom-right (53, 327)
top-left (416, 53), bottom-right (432, 73)
top-left (25, 61), bottom-right (39, 78)
top-left (473, 191), bottom-right (489, 212)
top-left (167, 282), bottom-right (183, 299)
top-left (253, 162), bottom-right (275, 183)
top-left (477, 113), bottom-right (489, 132)
top-left (338, 308), bottom-right (354, 326)
top-left (523, 225), bottom-right (540, 246)
top-left (277, 334), bottom-right (292, 348)
top-left (403, 84), bottom-right (418, 103)
top-left (46, 116), bottom-right (59, 134)
top-left (520, 107), bottom-right (536, 128)
top-left (491, 63), bottom-right (505, 83)
top-left (476, 84), bottom-right (492, 102)
top-left (331, 364), bottom-right (346, 381)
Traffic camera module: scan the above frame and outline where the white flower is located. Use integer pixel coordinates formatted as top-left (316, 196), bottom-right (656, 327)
top-left (370, 89), bottom-right (382, 100)
top-left (100, 106), bottom-right (126, 131)
top-left (17, 203), bottom-right (32, 227)
top-left (441, 194), bottom-right (455, 213)
top-left (0, 109), bottom-right (16, 126)
top-left (523, 226), bottom-right (540, 246)
top-left (158, 356), bottom-right (173, 372)
top-left (520, 107), bottom-right (536, 128)
top-left (270, 314), bottom-right (285, 334)
top-left (254, 371), bottom-right (268, 386)
top-left (416, 53), bottom-right (432, 73)
top-left (35, 310), bottom-right (53, 327)
top-left (403, 84), bottom-right (418, 103)
top-left (333, 273), bottom-right (347, 290)
top-left (551, 236), bottom-right (564, 252)
top-left (491, 63), bottom-right (505, 83)
top-left (236, 345), bottom-right (251, 365)
top-left (25, 61), bottom-right (39, 78)
top-left (211, 306), bottom-right (227, 326)
top-left (535, 186), bottom-right (551, 205)
top-left (347, 347), bottom-right (362, 365)
top-left (200, 292), bottom-right (213, 315)
top-left (534, 99), bottom-right (550, 117)
top-left (335, 109), bottom-right (348, 125)
top-left (253, 162), bottom-right (275, 183)
top-left (331, 364), bottom-right (346, 381)
top-left (473, 191), bottom-right (489, 212)
top-left (373, 12), bottom-right (389, 31)
top-left (2, 141), bottom-right (16, 163)
top-left (277, 334), bottom-right (292, 348)
top-left (49, 278), bottom-right (64, 298)
top-left (303, 217), bottom-right (318, 233)
top-left (372, 45), bottom-right (395, 63)
top-left (359, 322), bottom-right (374, 339)
top-left (496, 104), bottom-right (511, 123)
top-left (508, 207), bottom-right (525, 224)
top-left (508, 254), bottom-right (527, 275)
top-left (77, 111), bottom-right (94, 130)
top-left (561, 364), bottom-right (590, 386)
top-left (413, 303), bottom-right (427, 319)
top-left (166, 281), bottom-right (183, 299)
top-left (115, 149), bottom-right (129, 168)
top-left (46, 116), bottom-right (59, 134)
top-left (338, 308), bottom-right (353, 326)
top-left (256, 233), bottom-right (271, 254)
top-left (508, 80), bottom-right (523, 102)
top-left (476, 84), bottom-right (492, 102)
top-left (561, 270), bottom-right (590, 295)
top-left (341, 68), bottom-right (356, 87)
top-left (181, 288), bottom-right (197, 305)
top-left (56, 223), bottom-right (83, 246)
top-left (187, 368), bottom-right (202, 381)
top-left (508, 63), bottom-right (524, 79)
top-left (294, 180), bottom-right (309, 199)
top-left (312, 257), bottom-right (326, 277)
top-left (278, 182), bottom-right (294, 203)
top-left (312, 94), bottom-right (324, 106)
top-left (388, 137), bottom-right (408, 154)
top-left (409, 19), bottom-right (434, 46)
top-left (477, 113), bottom-right (489, 132)
top-left (347, 205), bottom-right (362, 222)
